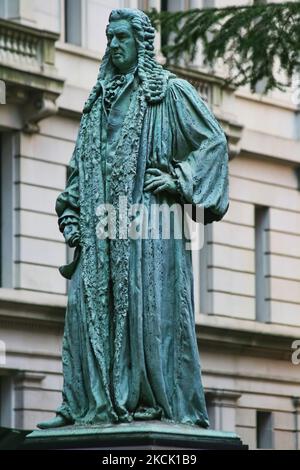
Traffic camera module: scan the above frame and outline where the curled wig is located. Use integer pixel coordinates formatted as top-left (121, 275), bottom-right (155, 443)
top-left (83, 8), bottom-right (173, 113)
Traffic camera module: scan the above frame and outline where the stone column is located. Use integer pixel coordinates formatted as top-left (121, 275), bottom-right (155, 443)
top-left (14, 371), bottom-right (46, 430)
top-left (206, 389), bottom-right (242, 433)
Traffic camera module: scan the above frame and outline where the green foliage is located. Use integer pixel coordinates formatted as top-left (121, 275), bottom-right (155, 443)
top-left (148, 2), bottom-right (300, 92)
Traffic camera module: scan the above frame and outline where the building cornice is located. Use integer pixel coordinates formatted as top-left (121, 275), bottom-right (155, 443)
top-left (0, 289), bottom-right (66, 329)
top-left (241, 128), bottom-right (300, 167)
top-left (196, 313), bottom-right (300, 361)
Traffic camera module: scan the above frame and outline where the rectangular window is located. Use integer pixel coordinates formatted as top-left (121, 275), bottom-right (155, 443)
top-left (161, 0), bottom-right (168, 11)
top-left (63, 0), bottom-right (118, 53)
top-left (162, 0), bottom-right (187, 12)
top-left (255, 205), bottom-right (269, 322)
top-left (0, 0), bottom-right (18, 19)
top-left (65, 0), bottom-right (82, 46)
top-left (256, 411), bottom-right (273, 449)
top-left (161, 1), bottom-right (215, 66)
top-left (0, 134), bottom-right (14, 288)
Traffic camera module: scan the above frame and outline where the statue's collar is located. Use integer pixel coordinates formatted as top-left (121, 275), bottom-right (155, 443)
top-left (103, 67), bottom-right (137, 86)
top-left (100, 71), bottom-right (139, 117)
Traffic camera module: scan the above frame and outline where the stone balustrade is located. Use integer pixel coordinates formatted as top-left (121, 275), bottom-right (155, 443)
top-left (0, 18), bottom-right (64, 132)
top-left (0, 23), bottom-right (39, 69)
top-left (0, 18), bottom-right (59, 72)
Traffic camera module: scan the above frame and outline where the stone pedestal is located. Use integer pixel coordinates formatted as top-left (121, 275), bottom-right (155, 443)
top-left (24, 421), bottom-right (247, 450)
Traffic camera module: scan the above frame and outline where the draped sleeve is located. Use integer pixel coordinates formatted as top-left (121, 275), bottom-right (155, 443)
top-left (166, 78), bottom-right (229, 224)
top-left (55, 152), bottom-right (80, 233)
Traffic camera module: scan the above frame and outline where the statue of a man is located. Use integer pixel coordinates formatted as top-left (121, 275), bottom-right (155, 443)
top-left (38, 8), bottom-right (228, 430)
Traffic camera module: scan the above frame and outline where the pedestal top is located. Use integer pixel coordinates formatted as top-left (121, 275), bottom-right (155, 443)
top-left (25, 421), bottom-right (247, 450)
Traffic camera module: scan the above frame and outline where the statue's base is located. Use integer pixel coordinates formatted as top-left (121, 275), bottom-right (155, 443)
top-left (24, 421), bottom-right (247, 450)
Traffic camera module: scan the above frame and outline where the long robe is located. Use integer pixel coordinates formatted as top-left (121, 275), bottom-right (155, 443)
top-left (55, 72), bottom-right (229, 427)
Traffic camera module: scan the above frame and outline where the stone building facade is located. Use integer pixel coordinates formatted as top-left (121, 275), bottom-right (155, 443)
top-left (0, 0), bottom-right (299, 449)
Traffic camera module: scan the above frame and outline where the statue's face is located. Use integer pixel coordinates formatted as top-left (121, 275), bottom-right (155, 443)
top-left (107, 20), bottom-right (138, 74)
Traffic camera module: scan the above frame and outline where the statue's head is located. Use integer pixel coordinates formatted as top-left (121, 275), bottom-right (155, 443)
top-left (106, 9), bottom-right (154, 75)
top-left (106, 17), bottom-right (138, 74)
top-left (84, 9), bottom-right (173, 112)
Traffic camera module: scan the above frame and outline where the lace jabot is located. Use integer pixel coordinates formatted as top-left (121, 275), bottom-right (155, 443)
top-left (103, 72), bottom-right (135, 113)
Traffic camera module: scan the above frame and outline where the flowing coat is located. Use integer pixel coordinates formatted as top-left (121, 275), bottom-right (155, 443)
top-left (55, 71), bottom-right (229, 426)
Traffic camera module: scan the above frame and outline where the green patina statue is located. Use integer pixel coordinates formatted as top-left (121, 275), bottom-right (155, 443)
top-left (38, 8), bottom-right (228, 430)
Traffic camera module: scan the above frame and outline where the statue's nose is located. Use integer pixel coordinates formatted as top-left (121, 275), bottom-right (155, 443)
top-left (110, 37), bottom-right (119, 49)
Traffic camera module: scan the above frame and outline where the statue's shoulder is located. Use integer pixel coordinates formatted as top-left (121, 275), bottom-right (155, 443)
top-left (165, 74), bottom-right (196, 96)
top-left (162, 73), bottom-right (213, 117)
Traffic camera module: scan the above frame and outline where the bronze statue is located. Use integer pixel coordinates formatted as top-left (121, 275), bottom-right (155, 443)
top-left (38, 8), bottom-right (228, 430)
